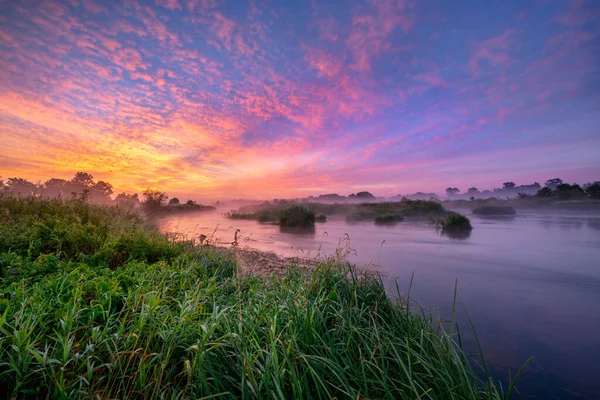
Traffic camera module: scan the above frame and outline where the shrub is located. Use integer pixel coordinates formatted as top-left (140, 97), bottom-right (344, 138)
top-left (277, 205), bottom-right (315, 227)
top-left (440, 213), bottom-right (473, 230)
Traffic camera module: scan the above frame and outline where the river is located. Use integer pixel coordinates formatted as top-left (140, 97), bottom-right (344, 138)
top-left (156, 209), bottom-right (600, 400)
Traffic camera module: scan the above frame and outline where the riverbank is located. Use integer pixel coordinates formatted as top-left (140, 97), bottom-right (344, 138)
top-left (0, 196), bottom-right (521, 399)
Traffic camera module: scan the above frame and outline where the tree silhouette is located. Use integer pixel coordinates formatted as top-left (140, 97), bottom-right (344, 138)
top-left (169, 197), bottom-right (180, 205)
top-left (503, 182), bottom-right (516, 189)
top-left (545, 178), bottom-right (563, 190)
top-left (142, 189), bottom-right (168, 212)
top-left (445, 187), bottom-right (460, 197)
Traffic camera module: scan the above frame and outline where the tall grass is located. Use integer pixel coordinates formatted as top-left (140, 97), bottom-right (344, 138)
top-left (0, 196), bottom-right (521, 399)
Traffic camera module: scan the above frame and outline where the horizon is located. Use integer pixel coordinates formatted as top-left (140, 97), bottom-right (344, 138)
top-left (1, 0), bottom-right (599, 197)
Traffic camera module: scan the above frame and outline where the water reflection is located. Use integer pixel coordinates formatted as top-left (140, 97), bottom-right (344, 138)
top-left (587, 218), bottom-right (600, 230)
top-left (279, 225), bottom-right (316, 235)
top-left (440, 228), bottom-right (472, 240)
top-left (539, 218), bottom-right (584, 230)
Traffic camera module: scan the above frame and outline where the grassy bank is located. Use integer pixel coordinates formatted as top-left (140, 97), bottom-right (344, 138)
top-left (0, 196), bottom-right (520, 399)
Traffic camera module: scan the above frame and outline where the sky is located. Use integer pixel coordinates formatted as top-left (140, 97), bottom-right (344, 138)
top-left (0, 0), bottom-right (599, 199)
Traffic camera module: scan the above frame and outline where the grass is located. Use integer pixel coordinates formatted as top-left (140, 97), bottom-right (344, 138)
top-left (0, 195), bottom-right (521, 399)
top-left (472, 206), bottom-right (516, 216)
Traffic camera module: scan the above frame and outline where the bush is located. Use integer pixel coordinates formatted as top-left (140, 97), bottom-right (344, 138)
top-left (440, 213), bottom-right (473, 230)
top-left (277, 205), bottom-right (315, 227)
top-left (472, 206), bottom-right (516, 216)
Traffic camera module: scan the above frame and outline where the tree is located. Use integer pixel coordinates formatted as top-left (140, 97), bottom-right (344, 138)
top-left (554, 183), bottom-right (584, 200)
top-left (445, 187), bottom-right (460, 197)
top-left (142, 189), bottom-right (168, 212)
top-left (71, 172), bottom-right (95, 188)
top-left (115, 193), bottom-right (140, 208)
top-left (545, 178), bottom-right (563, 190)
top-left (91, 181), bottom-right (114, 202)
top-left (503, 182), bottom-right (516, 189)
top-left (169, 197), bottom-right (180, 206)
top-left (584, 182), bottom-right (600, 199)
top-left (6, 177), bottom-right (37, 197)
top-left (355, 191), bottom-right (375, 199)
top-left (536, 187), bottom-right (553, 197)
top-left (186, 199), bottom-right (196, 206)
top-left (43, 178), bottom-right (68, 198)
top-left (466, 187), bottom-right (479, 195)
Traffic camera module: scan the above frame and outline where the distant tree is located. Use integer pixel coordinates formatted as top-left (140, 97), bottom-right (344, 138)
top-left (545, 178), bottom-right (563, 190)
top-left (469, 196), bottom-right (475, 201)
top-left (6, 177), bottom-right (37, 197)
top-left (91, 181), bottom-right (113, 202)
top-left (554, 183), bottom-right (585, 200)
top-left (115, 193), bottom-right (140, 209)
top-left (43, 178), bottom-right (68, 198)
top-left (186, 199), bottom-right (196, 206)
top-left (71, 172), bottom-right (95, 188)
top-left (142, 189), bottom-right (168, 212)
top-left (536, 187), bottom-right (553, 197)
top-left (466, 187), bottom-right (479, 195)
top-left (584, 182), bottom-right (600, 199)
top-left (517, 192), bottom-right (530, 199)
top-left (355, 191), bottom-right (375, 199)
top-left (445, 187), bottom-right (460, 197)
top-left (169, 197), bottom-right (180, 206)
top-left (503, 182), bottom-right (516, 189)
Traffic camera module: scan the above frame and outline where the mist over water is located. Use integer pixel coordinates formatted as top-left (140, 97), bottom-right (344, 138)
top-left (157, 209), bottom-right (600, 400)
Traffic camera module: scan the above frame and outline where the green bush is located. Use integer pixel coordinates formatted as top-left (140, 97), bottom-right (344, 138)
top-left (276, 205), bottom-right (315, 227)
top-left (440, 213), bottom-right (473, 230)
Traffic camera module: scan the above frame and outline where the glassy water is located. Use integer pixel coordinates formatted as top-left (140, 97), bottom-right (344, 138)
top-left (156, 209), bottom-right (600, 400)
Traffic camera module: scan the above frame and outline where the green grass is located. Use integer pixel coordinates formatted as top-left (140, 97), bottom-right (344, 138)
top-left (0, 195), bottom-right (521, 399)
top-left (471, 206), bottom-right (516, 216)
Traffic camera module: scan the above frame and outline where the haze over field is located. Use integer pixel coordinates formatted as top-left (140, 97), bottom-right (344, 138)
top-left (1, 0), bottom-right (599, 198)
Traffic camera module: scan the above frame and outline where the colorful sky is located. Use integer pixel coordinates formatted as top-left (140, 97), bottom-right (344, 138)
top-left (1, 0), bottom-right (599, 199)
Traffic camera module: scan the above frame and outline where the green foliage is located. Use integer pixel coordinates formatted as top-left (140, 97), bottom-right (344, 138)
top-left (0, 196), bottom-right (521, 399)
top-left (433, 213), bottom-right (473, 231)
top-left (472, 206), bottom-right (516, 216)
top-left (276, 205), bottom-right (315, 227)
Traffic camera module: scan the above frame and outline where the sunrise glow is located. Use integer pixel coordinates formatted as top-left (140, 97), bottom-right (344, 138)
top-left (1, 0), bottom-right (598, 198)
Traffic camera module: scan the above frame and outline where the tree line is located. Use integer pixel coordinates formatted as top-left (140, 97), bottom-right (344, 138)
top-left (0, 172), bottom-right (210, 213)
top-left (445, 178), bottom-right (600, 200)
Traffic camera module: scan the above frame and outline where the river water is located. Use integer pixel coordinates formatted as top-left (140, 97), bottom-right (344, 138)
top-left (156, 209), bottom-right (600, 399)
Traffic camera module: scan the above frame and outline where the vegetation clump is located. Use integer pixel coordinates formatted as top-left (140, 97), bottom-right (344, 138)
top-left (472, 205), bottom-right (516, 216)
top-left (432, 213), bottom-right (473, 232)
top-left (276, 204), bottom-right (315, 227)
